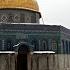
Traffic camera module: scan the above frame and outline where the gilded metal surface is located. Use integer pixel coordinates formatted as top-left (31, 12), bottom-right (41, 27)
top-left (0, 0), bottom-right (39, 12)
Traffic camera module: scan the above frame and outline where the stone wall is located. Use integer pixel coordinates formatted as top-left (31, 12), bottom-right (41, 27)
top-left (31, 54), bottom-right (70, 70)
top-left (0, 53), bottom-right (70, 70)
top-left (0, 53), bottom-right (15, 70)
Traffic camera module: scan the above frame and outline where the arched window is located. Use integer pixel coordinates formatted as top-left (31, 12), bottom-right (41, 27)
top-left (0, 40), bottom-right (2, 50)
top-left (31, 13), bottom-right (36, 23)
top-left (62, 40), bottom-right (65, 53)
top-left (69, 41), bottom-right (70, 53)
top-left (31, 39), bottom-right (39, 51)
top-left (5, 39), bottom-right (13, 51)
top-left (51, 39), bottom-right (57, 52)
top-left (13, 13), bottom-right (20, 23)
top-left (20, 14), bottom-right (25, 23)
top-left (8, 13), bottom-right (13, 23)
top-left (65, 40), bottom-right (68, 54)
top-left (42, 40), bottom-right (48, 51)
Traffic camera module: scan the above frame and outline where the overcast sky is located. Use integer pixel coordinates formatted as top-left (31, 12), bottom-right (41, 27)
top-left (37, 0), bottom-right (70, 29)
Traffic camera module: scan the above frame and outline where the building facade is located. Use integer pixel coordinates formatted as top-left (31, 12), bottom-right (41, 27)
top-left (0, 0), bottom-right (70, 53)
top-left (0, 0), bottom-right (69, 54)
top-left (0, 23), bottom-right (69, 54)
top-left (0, 0), bottom-right (70, 70)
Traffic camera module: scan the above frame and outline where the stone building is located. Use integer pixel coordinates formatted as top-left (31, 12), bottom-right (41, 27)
top-left (0, 0), bottom-right (70, 70)
top-left (0, 0), bottom-right (69, 54)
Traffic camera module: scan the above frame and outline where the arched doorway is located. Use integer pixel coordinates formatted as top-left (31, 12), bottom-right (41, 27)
top-left (16, 43), bottom-right (30, 70)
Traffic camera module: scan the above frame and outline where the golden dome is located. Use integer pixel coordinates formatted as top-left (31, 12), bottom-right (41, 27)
top-left (0, 0), bottom-right (39, 12)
